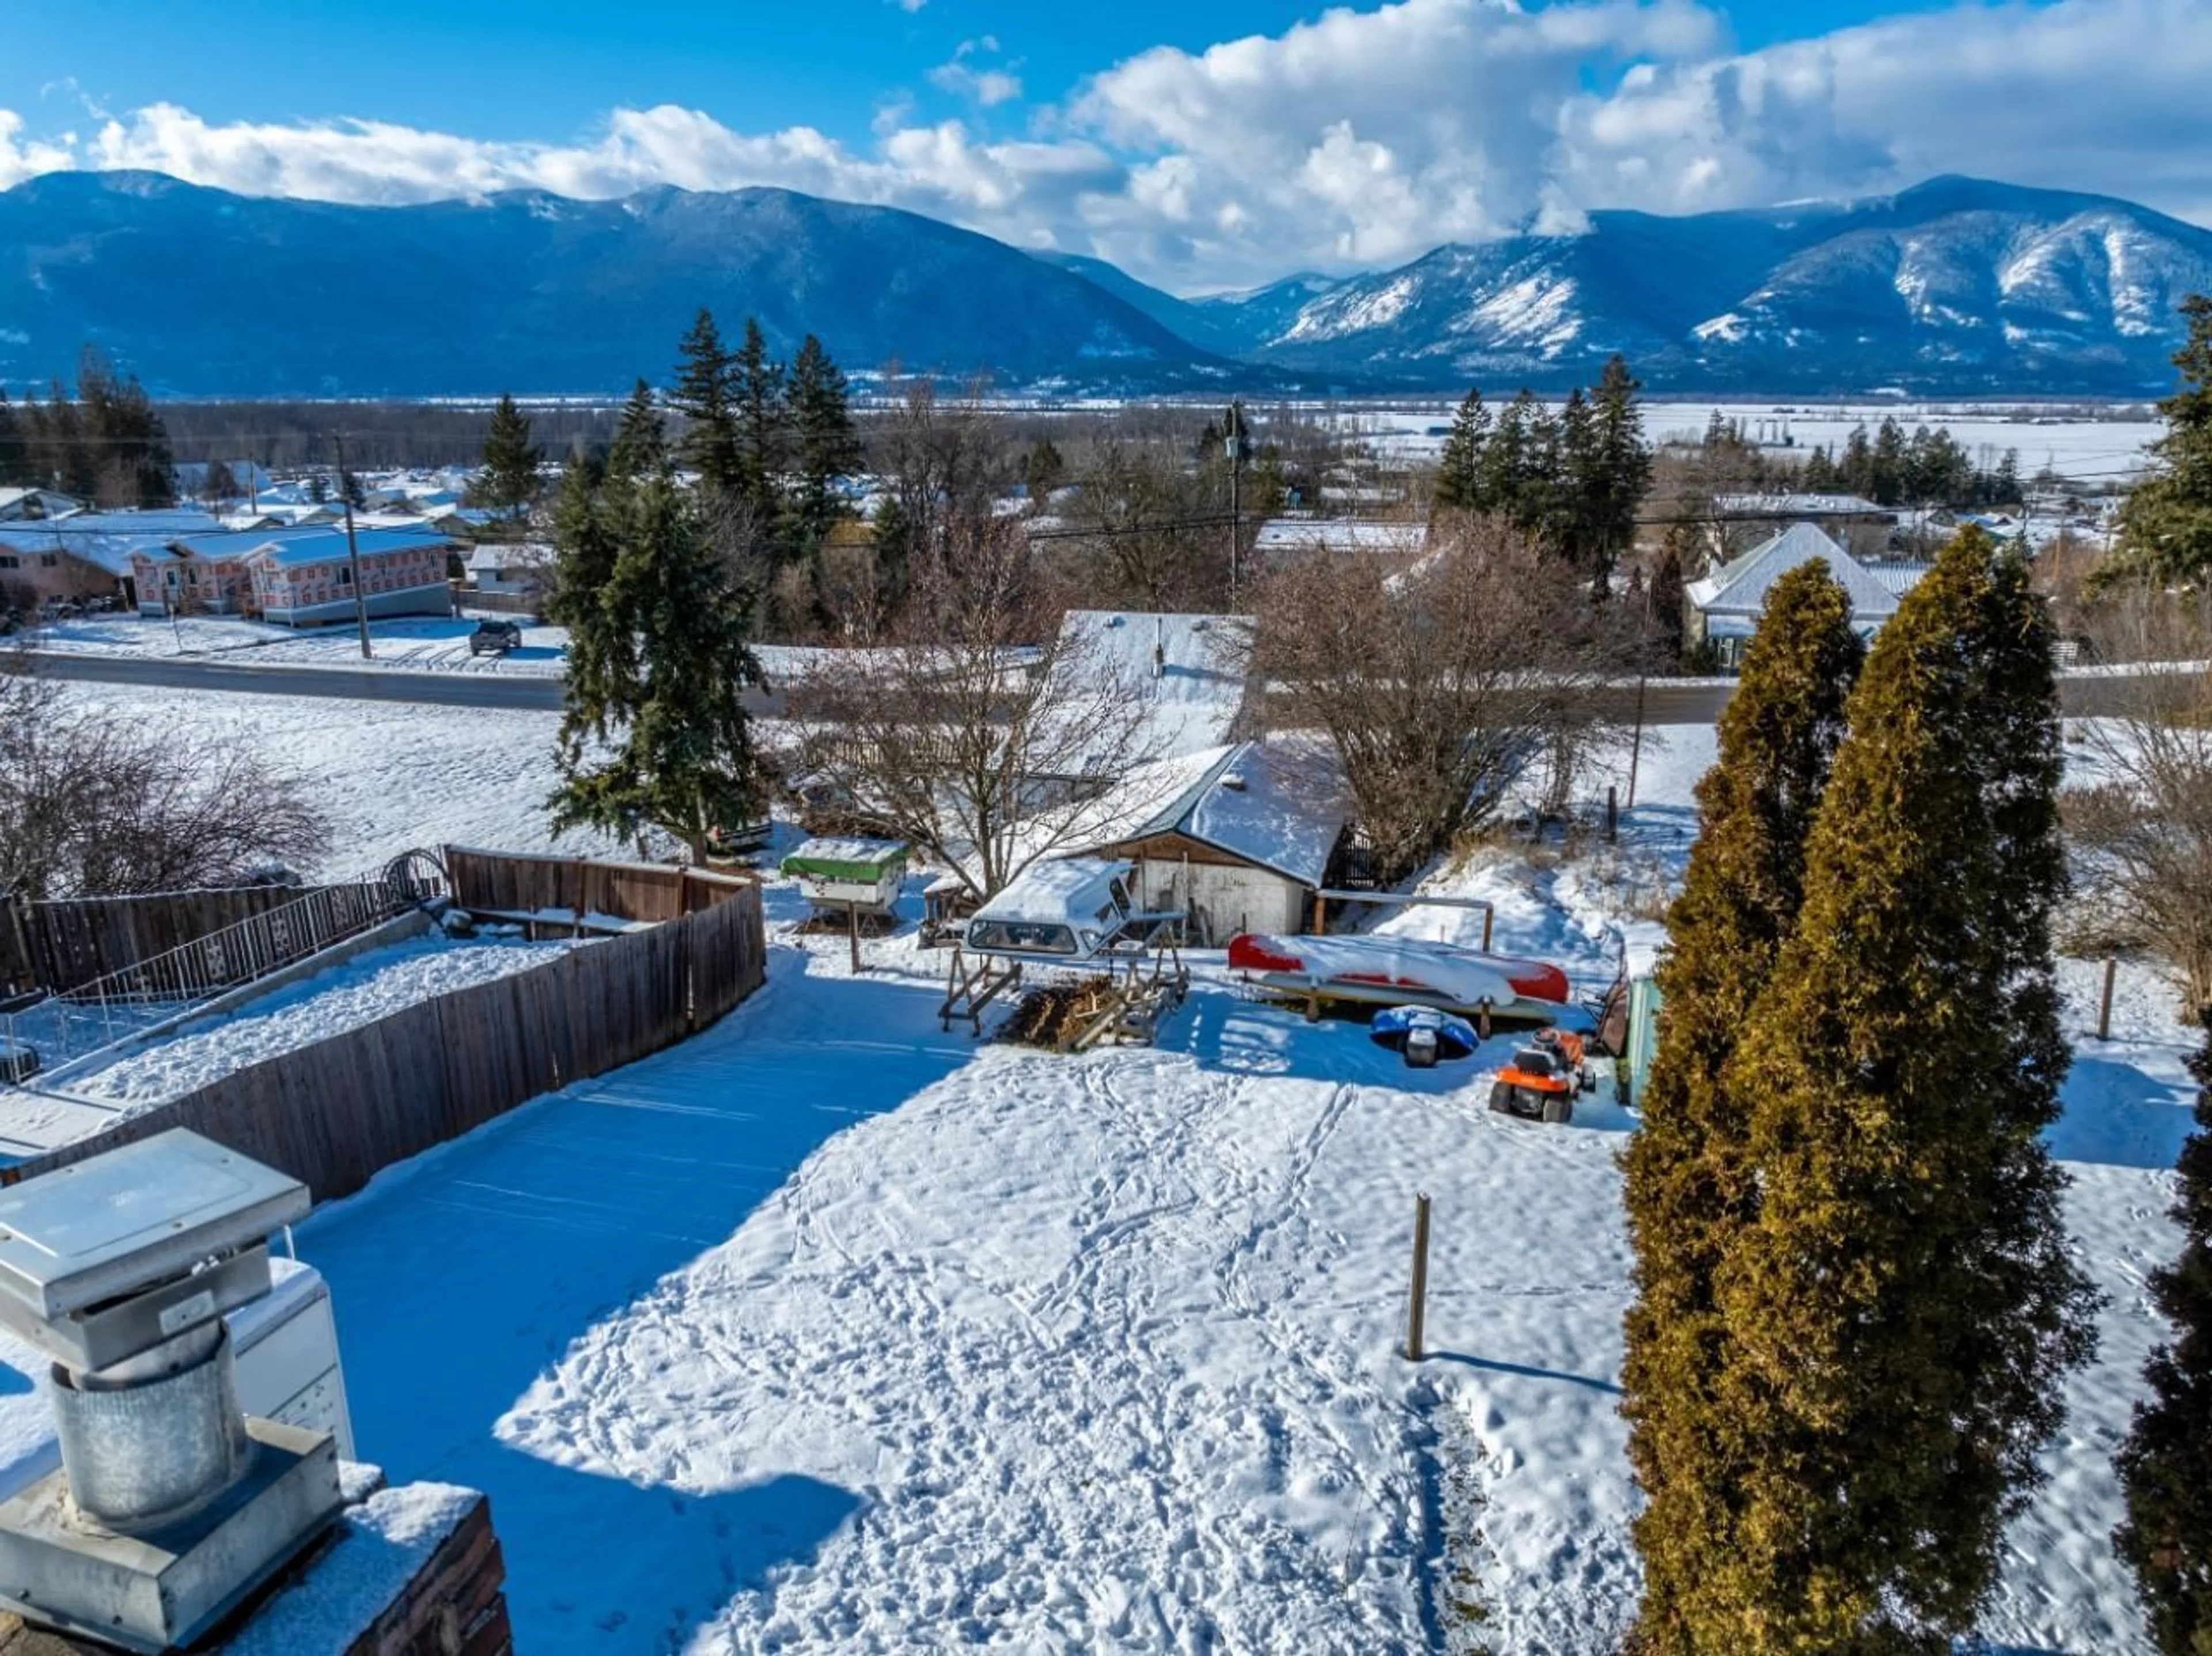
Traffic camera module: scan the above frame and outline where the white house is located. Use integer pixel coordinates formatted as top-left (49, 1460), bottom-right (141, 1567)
top-left (1685, 522), bottom-right (1927, 670)
top-left (1252, 517), bottom-right (1427, 559)
top-left (0, 487), bottom-right (82, 522)
top-left (1062, 736), bottom-right (1352, 944)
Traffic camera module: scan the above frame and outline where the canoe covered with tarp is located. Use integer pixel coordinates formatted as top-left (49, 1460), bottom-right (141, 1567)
top-left (1228, 932), bottom-right (1572, 1023)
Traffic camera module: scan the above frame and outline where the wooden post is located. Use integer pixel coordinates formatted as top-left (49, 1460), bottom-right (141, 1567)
top-left (2098, 956), bottom-right (2118, 1040)
top-left (1606, 786), bottom-right (1619, 843)
top-left (1481, 906), bottom-right (1494, 951)
top-left (848, 902), bottom-right (863, 974)
top-left (1311, 889), bottom-right (1327, 936)
top-left (1404, 1192), bottom-right (1432, 1362)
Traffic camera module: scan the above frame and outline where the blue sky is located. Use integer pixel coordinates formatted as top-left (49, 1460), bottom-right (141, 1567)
top-left (1, 0), bottom-right (2197, 290)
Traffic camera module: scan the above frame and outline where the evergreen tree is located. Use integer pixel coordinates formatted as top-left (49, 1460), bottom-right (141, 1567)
top-left (201, 459), bottom-right (241, 506)
top-left (1479, 390), bottom-right (1543, 531)
top-left (74, 348), bottom-right (173, 507)
top-left (307, 470), bottom-right (329, 505)
top-left (1869, 414), bottom-right (1908, 505)
top-left (1553, 387), bottom-right (1597, 554)
top-left (1799, 444), bottom-right (1838, 493)
top-left (0, 391), bottom-right (22, 489)
top-left (671, 308), bottom-right (743, 497)
top-left (732, 316), bottom-right (787, 528)
top-left (342, 467), bottom-right (366, 512)
top-left (1585, 354), bottom-right (1653, 592)
top-left (2116, 294), bottom-right (2212, 585)
top-left (1679, 527), bottom-right (2095, 1651)
top-left (544, 464), bottom-right (635, 750)
top-left (1646, 527), bottom-right (1691, 668)
top-left (785, 332), bottom-right (861, 557)
top-left (1621, 564), bottom-right (1865, 1653)
top-left (1990, 448), bottom-right (2023, 510)
top-left (1434, 388), bottom-right (1490, 514)
top-left (605, 377), bottom-right (667, 486)
top-left (2118, 1010), bottom-right (2212, 1656)
top-left (550, 475), bottom-right (766, 862)
top-left (1839, 426), bottom-right (1875, 500)
top-left (475, 393), bottom-right (541, 516)
top-left (1021, 436), bottom-right (1066, 502)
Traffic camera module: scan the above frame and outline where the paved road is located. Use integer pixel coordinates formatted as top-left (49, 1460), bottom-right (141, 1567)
top-left (8, 648), bottom-right (2187, 726)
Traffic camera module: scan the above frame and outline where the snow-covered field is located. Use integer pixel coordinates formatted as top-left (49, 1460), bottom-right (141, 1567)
top-left (1354, 400), bottom-right (2162, 485)
top-left (60, 933), bottom-right (586, 1109)
top-left (44, 681), bottom-right (622, 877)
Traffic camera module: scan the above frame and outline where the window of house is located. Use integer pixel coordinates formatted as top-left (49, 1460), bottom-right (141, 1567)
top-left (338, 567), bottom-right (353, 586)
top-left (0, 556), bottom-right (16, 570)
top-left (38, 554), bottom-right (57, 568)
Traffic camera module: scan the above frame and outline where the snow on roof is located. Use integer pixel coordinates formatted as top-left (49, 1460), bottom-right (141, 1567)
top-left (1252, 517), bottom-right (1426, 557)
top-left (1041, 611), bottom-right (1252, 770)
top-left (465, 542), bottom-right (553, 572)
top-left (1069, 735), bottom-right (1351, 887)
top-left (1687, 522), bottom-right (1900, 621)
top-left (1712, 492), bottom-right (1892, 518)
top-left (1865, 561), bottom-right (1933, 598)
top-left (0, 487), bottom-right (78, 515)
top-left (246, 527), bottom-right (454, 569)
top-left (1620, 921), bottom-right (1669, 982)
top-left (969, 857), bottom-right (1132, 926)
top-left (162, 525), bottom-right (336, 561)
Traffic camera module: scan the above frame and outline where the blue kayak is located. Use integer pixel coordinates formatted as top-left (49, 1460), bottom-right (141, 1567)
top-left (1369, 1004), bottom-right (1482, 1068)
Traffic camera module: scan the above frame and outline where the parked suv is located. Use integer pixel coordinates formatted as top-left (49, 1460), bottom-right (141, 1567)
top-left (469, 618), bottom-right (524, 655)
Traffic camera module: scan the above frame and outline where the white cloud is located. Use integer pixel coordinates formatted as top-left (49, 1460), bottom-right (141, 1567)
top-left (2, 0), bottom-right (2210, 290)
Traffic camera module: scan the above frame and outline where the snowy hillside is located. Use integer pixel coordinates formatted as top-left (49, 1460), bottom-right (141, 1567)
top-left (1228, 177), bottom-right (2212, 394)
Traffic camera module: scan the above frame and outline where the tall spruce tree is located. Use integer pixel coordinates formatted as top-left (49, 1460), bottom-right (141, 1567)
top-left (2115, 293), bottom-right (2212, 586)
top-left (785, 333), bottom-right (861, 557)
top-left (475, 394), bottom-right (541, 516)
top-left (550, 475), bottom-right (765, 861)
top-left (671, 309), bottom-right (743, 498)
top-left (1586, 354), bottom-right (1653, 591)
top-left (544, 463), bottom-right (634, 754)
top-left (0, 391), bottom-right (21, 488)
top-left (1620, 564), bottom-right (1865, 1654)
top-left (732, 316), bottom-right (787, 530)
top-left (2118, 1009), bottom-right (2212, 1656)
top-left (605, 378), bottom-right (667, 485)
top-left (1676, 527), bottom-right (2094, 1652)
top-left (1434, 388), bottom-right (1491, 514)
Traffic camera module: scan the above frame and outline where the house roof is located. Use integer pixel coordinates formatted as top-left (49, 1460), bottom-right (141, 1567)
top-left (244, 527), bottom-right (453, 570)
top-left (464, 542), bottom-right (554, 573)
top-left (1687, 521), bottom-right (1901, 621)
top-left (1040, 610), bottom-right (1252, 772)
top-left (1711, 491), bottom-right (1892, 518)
top-left (1252, 517), bottom-right (1426, 557)
top-left (1071, 735), bottom-right (1351, 887)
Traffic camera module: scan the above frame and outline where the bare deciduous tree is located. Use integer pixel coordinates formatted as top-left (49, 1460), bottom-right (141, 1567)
top-left (2064, 587), bottom-right (2212, 1011)
top-left (0, 663), bottom-right (329, 899)
top-left (782, 516), bottom-right (1175, 899)
top-left (1244, 517), bottom-right (1634, 884)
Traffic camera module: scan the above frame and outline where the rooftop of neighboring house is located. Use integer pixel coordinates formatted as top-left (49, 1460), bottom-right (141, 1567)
top-left (1251, 517), bottom-right (1427, 556)
top-left (1066, 735), bottom-right (1351, 888)
top-left (1043, 610), bottom-right (1253, 769)
top-left (1687, 521), bottom-right (1910, 623)
top-left (244, 527), bottom-right (453, 570)
top-left (1711, 491), bottom-right (1894, 519)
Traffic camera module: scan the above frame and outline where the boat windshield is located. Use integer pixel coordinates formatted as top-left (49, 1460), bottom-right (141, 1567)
top-left (967, 919), bottom-right (1081, 956)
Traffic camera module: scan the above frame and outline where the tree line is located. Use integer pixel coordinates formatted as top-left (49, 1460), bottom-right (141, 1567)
top-left (0, 348), bottom-right (176, 509)
top-left (1431, 356), bottom-right (1654, 592)
top-left (1792, 413), bottom-right (2022, 508)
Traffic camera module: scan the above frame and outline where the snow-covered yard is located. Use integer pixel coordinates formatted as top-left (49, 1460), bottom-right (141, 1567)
top-left (269, 853), bottom-right (2190, 1654)
top-left (26, 613), bottom-right (570, 676)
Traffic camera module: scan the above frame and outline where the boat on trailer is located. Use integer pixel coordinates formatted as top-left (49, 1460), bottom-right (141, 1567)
top-left (1228, 932), bottom-right (1572, 1027)
top-left (943, 859), bottom-right (1189, 1042)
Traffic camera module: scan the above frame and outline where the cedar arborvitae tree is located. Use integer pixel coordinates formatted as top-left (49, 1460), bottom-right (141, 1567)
top-left (605, 377), bottom-right (667, 486)
top-left (2116, 1010), bottom-right (2212, 1655)
top-left (671, 308), bottom-right (743, 498)
top-left (2115, 293), bottom-right (2212, 586)
top-left (785, 332), bottom-right (861, 557)
top-left (1620, 564), bottom-right (1865, 1654)
top-left (732, 316), bottom-right (787, 530)
top-left (1674, 527), bottom-right (2096, 1653)
top-left (1021, 436), bottom-right (1066, 502)
top-left (1433, 388), bottom-right (1490, 514)
top-left (475, 393), bottom-right (541, 516)
top-left (550, 475), bottom-right (765, 863)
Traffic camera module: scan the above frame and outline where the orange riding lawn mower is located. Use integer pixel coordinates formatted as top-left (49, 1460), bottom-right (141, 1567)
top-left (1487, 1028), bottom-right (1597, 1125)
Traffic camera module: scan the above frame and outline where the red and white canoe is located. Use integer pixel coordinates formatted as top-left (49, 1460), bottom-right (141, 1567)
top-left (1228, 932), bottom-right (1572, 1022)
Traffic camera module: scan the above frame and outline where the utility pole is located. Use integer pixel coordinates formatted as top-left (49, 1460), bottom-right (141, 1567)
top-left (333, 430), bottom-right (373, 660)
top-left (1226, 399), bottom-right (1245, 605)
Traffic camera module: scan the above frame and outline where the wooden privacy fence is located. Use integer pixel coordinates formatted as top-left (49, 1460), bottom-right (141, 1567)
top-left (0, 883), bottom-right (334, 999)
top-left (444, 846), bottom-right (752, 928)
top-left (6, 856), bottom-right (767, 1201)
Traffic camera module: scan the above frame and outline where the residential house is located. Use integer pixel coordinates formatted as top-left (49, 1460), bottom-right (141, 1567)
top-left (1684, 522), bottom-right (1927, 671)
top-left (6, 509), bottom-right (224, 613)
top-left (463, 542), bottom-right (554, 598)
top-left (244, 528), bottom-right (457, 627)
top-left (1708, 491), bottom-right (1897, 561)
top-left (1061, 736), bottom-right (1353, 944)
top-left (1031, 610), bottom-right (1253, 792)
top-left (130, 526), bottom-right (332, 618)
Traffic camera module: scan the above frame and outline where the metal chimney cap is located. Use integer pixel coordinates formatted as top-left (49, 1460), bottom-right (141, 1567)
top-left (0, 1131), bottom-right (307, 1324)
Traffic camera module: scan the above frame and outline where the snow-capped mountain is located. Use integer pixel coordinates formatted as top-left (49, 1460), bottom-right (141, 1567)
top-left (1218, 177), bottom-right (2212, 393)
top-left (0, 172), bottom-right (1240, 397)
top-left (3, 171), bottom-right (2207, 396)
